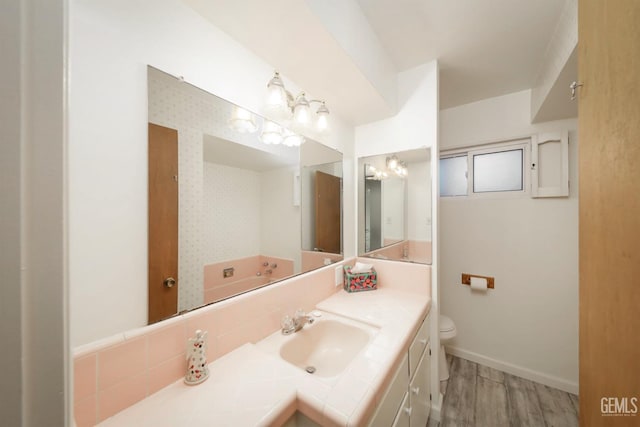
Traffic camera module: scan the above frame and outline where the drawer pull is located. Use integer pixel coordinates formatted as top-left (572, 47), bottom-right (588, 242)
top-left (404, 407), bottom-right (412, 416)
top-left (412, 386), bottom-right (420, 395)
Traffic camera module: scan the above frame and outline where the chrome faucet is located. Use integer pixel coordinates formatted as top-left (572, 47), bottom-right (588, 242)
top-left (281, 309), bottom-right (314, 335)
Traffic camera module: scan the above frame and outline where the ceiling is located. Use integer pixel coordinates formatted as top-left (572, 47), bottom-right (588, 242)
top-left (357, 0), bottom-right (567, 109)
top-left (184, 0), bottom-right (570, 123)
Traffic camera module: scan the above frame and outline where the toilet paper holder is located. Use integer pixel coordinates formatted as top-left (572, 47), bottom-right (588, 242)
top-left (461, 273), bottom-right (495, 289)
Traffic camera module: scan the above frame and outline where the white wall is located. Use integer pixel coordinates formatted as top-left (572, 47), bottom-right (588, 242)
top-left (69, 0), bottom-right (354, 347)
top-left (381, 178), bottom-right (405, 241)
top-left (407, 160), bottom-right (431, 241)
top-left (203, 164), bottom-right (262, 262)
top-left (530, 0), bottom-right (577, 122)
top-left (355, 62), bottom-right (438, 157)
top-left (439, 90), bottom-right (579, 392)
top-left (260, 167), bottom-right (302, 271)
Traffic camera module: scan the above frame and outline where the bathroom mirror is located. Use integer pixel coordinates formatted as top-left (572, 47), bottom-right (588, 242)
top-left (148, 66), bottom-right (343, 323)
top-left (357, 149), bottom-right (432, 264)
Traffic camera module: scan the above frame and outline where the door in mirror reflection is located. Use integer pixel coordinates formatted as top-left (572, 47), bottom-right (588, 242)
top-left (314, 171), bottom-right (341, 254)
top-left (148, 123), bottom-right (179, 323)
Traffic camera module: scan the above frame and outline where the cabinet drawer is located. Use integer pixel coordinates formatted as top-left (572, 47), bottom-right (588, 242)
top-left (409, 313), bottom-right (430, 379)
top-left (409, 344), bottom-right (431, 427)
top-left (391, 393), bottom-right (411, 427)
top-left (369, 354), bottom-right (409, 427)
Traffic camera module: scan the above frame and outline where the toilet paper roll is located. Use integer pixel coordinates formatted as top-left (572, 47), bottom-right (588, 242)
top-left (470, 276), bottom-right (488, 291)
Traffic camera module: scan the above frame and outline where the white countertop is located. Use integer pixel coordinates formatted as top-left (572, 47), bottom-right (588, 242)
top-left (98, 288), bottom-right (430, 427)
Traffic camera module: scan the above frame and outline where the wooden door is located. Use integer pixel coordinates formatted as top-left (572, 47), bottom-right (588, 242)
top-left (148, 123), bottom-right (179, 323)
top-left (578, 1), bottom-right (640, 424)
top-left (315, 171), bottom-right (341, 254)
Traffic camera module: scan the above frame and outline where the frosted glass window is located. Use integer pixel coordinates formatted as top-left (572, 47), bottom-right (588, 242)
top-left (473, 149), bottom-right (523, 193)
top-left (440, 156), bottom-right (467, 197)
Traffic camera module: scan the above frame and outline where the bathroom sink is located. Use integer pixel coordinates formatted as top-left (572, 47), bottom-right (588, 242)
top-left (279, 318), bottom-right (373, 377)
top-left (255, 311), bottom-right (379, 378)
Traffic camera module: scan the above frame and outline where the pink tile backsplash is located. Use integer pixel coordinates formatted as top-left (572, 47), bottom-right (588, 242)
top-left (98, 337), bottom-right (147, 391)
top-left (147, 323), bottom-right (186, 367)
top-left (364, 239), bottom-right (432, 264)
top-left (359, 257), bottom-right (431, 294)
top-left (301, 250), bottom-right (342, 272)
top-left (408, 239), bottom-right (432, 264)
top-left (74, 259), bottom-right (352, 425)
top-left (147, 354), bottom-right (185, 396)
top-left (203, 254), bottom-right (295, 304)
top-left (97, 373), bottom-right (148, 423)
top-left (74, 395), bottom-right (97, 427)
top-left (203, 254), bottom-right (294, 290)
top-left (74, 354), bottom-right (96, 403)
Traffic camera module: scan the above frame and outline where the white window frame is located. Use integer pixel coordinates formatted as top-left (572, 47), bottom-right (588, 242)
top-left (440, 138), bottom-right (530, 199)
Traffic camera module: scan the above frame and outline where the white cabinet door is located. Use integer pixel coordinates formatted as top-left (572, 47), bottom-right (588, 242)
top-left (392, 393), bottom-right (411, 427)
top-left (369, 355), bottom-right (409, 427)
top-left (409, 342), bottom-right (431, 427)
top-left (409, 313), bottom-right (430, 378)
top-left (531, 131), bottom-right (569, 198)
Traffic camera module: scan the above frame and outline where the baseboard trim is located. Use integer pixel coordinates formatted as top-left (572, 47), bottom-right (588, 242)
top-left (446, 346), bottom-right (578, 394)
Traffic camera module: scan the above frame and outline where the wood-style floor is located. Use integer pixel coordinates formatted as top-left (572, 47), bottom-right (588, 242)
top-left (432, 354), bottom-right (579, 427)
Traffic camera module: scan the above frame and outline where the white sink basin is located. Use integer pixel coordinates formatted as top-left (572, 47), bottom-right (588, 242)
top-left (280, 319), bottom-right (371, 377)
top-left (256, 312), bottom-right (378, 378)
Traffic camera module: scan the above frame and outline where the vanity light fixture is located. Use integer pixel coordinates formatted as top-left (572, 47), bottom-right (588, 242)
top-left (258, 120), bottom-right (305, 147)
top-left (228, 106), bottom-right (258, 133)
top-left (282, 129), bottom-right (305, 147)
top-left (386, 155), bottom-right (408, 178)
top-left (366, 158), bottom-right (408, 181)
top-left (387, 155), bottom-right (398, 170)
top-left (260, 120), bottom-right (284, 145)
top-left (228, 108), bottom-right (305, 147)
top-left (265, 71), bottom-right (330, 133)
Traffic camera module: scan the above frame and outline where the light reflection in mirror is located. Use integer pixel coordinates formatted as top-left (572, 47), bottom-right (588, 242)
top-left (147, 66), bottom-right (343, 324)
top-left (358, 149), bottom-right (432, 264)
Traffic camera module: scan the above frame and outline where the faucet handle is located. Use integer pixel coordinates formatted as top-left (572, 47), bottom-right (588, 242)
top-left (281, 315), bottom-right (294, 330)
top-left (294, 308), bottom-right (306, 319)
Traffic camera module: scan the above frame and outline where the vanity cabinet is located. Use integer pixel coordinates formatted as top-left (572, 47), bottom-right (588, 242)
top-left (369, 312), bottom-right (431, 427)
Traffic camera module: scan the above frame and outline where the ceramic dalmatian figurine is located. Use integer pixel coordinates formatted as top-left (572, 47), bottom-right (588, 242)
top-left (184, 329), bottom-right (209, 385)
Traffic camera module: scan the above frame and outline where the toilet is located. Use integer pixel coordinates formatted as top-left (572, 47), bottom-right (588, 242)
top-left (439, 315), bottom-right (457, 381)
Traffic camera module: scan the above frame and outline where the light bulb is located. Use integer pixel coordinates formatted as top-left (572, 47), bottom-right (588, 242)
top-left (228, 106), bottom-right (257, 133)
top-left (265, 72), bottom-right (287, 109)
top-left (387, 156), bottom-right (398, 170)
top-left (260, 120), bottom-right (283, 145)
top-left (292, 93), bottom-right (312, 126)
top-left (282, 129), bottom-right (304, 147)
top-left (315, 102), bottom-right (330, 133)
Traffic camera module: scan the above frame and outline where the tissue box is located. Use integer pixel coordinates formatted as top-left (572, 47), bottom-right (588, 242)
top-left (343, 265), bottom-right (377, 293)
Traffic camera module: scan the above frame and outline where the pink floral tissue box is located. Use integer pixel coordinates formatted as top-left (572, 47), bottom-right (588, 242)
top-left (343, 265), bottom-right (378, 292)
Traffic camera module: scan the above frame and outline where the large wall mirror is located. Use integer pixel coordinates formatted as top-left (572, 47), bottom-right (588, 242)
top-left (357, 149), bottom-right (431, 264)
top-left (148, 66), bottom-right (343, 324)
